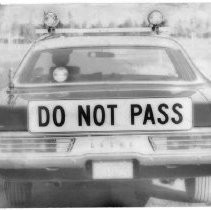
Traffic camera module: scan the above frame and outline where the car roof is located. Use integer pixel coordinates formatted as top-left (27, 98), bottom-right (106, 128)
top-left (32, 35), bottom-right (182, 51)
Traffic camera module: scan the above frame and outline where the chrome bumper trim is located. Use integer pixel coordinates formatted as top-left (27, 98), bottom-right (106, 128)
top-left (0, 152), bottom-right (211, 169)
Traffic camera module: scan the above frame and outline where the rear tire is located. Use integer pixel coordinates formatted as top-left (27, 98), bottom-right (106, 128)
top-left (185, 177), bottom-right (211, 203)
top-left (4, 181), bottom-right (32, 207)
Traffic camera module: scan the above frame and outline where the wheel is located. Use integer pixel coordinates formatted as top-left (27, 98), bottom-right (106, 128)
top-left (4, 181), bottom-right (32, 207)
top-left (185, 177), bottom-right (211, 203)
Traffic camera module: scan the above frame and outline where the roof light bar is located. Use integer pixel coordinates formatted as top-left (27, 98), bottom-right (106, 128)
top-left (35, 27), bottom-right (169, 36)
top-left (38, 11), bottom-right (167, 36)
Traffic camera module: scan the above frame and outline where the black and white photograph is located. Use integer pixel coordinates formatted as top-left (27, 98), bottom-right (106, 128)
top-left (0, 1), bottom-right (211, 207)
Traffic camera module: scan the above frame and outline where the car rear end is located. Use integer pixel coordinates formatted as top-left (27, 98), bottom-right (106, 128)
top-left (1, 35), bottom-right (211, 206)
top-left (1, 37), bottom-right (211, 179)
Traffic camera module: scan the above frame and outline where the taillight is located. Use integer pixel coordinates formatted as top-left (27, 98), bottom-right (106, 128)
top-left (149, 134), bottom-right (211, 152)
top-left (0, 137), bottom-right (75, 153)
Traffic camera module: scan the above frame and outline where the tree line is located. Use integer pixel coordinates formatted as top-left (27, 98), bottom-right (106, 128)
top-left (5, 15), bottom-right (211, 40)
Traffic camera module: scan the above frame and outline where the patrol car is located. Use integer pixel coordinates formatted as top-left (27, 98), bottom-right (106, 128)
top-left (1, 11), bottom-right (211, 206)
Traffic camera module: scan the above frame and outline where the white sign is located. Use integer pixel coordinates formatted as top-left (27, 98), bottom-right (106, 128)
top-left (28, 98), bottom-right (192, 133)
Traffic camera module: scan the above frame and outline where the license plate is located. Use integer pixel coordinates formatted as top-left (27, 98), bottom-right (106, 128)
top-left (28, 98), bottom-right (192, 133)
top-left (92, 161), bottom-right (133, 179)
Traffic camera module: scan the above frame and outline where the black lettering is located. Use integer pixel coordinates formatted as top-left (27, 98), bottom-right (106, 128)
top-left (131, 104), bottom-right (142, 125)
top-left (143, 104), bottom-right (155, 125)
top-left (172, 103), bottom-right (183, 124)
top-left (107, 104), bottom-right (117, 125)
top-left (157, 103), bottom-right (169, 124)
top-left (93, 105), bottom-right (105, 126)
top-left (38, 106), bottom-right (50, 127)
top-left (53, 106), bottom-right (65, 127)
top-left (78, 105), bottom-right (90, 126)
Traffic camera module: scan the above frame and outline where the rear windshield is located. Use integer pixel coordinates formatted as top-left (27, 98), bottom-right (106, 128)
top-left (15, 47), bottom-right (195, 84)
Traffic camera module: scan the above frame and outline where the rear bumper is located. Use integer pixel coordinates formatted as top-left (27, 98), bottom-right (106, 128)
top-left (2, 164), bottom-right (211, 181)
top-left (2, 151), bottom-right (211, 169)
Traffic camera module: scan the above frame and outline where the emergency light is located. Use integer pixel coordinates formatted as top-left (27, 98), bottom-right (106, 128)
top-left (43, 12), bottom-right (59, 33)
top-left (147, 10), bottom-right (164, 34)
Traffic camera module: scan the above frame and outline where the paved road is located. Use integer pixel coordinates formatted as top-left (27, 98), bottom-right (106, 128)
top-left (0, 179), bottom-right (206, 207)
